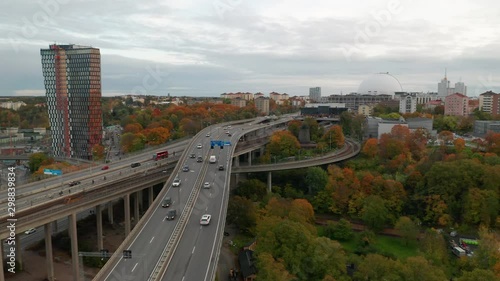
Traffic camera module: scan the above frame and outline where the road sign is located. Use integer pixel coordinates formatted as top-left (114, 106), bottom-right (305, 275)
top-left (44, 169), bottom-right (62, 175)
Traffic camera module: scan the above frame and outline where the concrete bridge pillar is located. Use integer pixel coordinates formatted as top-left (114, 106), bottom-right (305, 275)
top-left (233, 155), bottom-right (239, 168)
top-left (138, 189), bottom-right (144, 212)
top-left (134, 192), bottom-right (140, 226)
top-left (248, 152), bottom-right (252, 166)
top-left (96, 205), bottom-right (103, 251)
top-left (148, 186), bottom-right (154, 207)
top-left (15, 235), bottom-right (22, 271)
top-left (69, 213), bottom-right (80, 281)
top-left (44, 222), bottom-right (55, 281)
top-left (267, 171), bottom-right (272, 193)
top-left (107, 202), bottom-right (114, 225)
top-left (124, 194), bottom-right (131, 236)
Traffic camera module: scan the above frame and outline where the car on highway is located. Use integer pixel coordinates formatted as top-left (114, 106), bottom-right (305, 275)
top-left (68, 181), bottom-right (81, 187)
top-left (227, 133), bottom-right (232, 137)
top-left (182, 165), bottom-right (189, 172)
top-left (131, 162), bottom-right (141, 168)
top-left (203, 182), bottom-right (211, 189)
top-left (200, 214), bottom-right (211, 225)
top-left (206, 133), bottom-right (210, 137)
top-left (101, 165), bottom-right (109, 170)
top-left (172, 178), bottom-right (181, 187)
top-left (197, 143), bottom-right (202, 149)
top-left (190, 153), bottom-right (196, 158)
top-left (197, 156), bottom-right (203, 163)
top-left (161, 197), bottom-right (172, 208)
top-left (218, 165), bottom-right (224, 171)
top-left (25, 228), bottom-right (36, 235)
top-left (166, 209), bottom-right (176, 220)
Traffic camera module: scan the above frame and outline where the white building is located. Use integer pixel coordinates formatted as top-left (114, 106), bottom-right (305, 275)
top-left (399, 95), bottom-right (417, 114)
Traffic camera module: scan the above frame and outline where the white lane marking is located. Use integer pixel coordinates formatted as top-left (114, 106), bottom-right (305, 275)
top-left (131, 263), bottom-right (138, 272)
top-left (150, 236), bottom-right (155, 243)
top-left (192, 246), bottom-right (196, 254)
top-left (182, 277), bottom-right (186, 281)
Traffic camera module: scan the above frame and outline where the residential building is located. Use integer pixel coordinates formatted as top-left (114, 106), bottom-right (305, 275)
top-left (0, 101), bottom-right (26, 111)
top-left (40, 44), bottom-right (103, 160)
top-left (254, 96), bottom-right (270, 115)
top-left (358, 104), bottom-right (374, 116)
top-left (479, 91), bottom-right (500, 115)
top-left (309, 87), bottom-right (321, 102)
top-left (231, 97), bottom-right (247, 108)
top-left (399, 94), bottom-right (417, 114)
top-left (444, 93), bottom-right (469, 117)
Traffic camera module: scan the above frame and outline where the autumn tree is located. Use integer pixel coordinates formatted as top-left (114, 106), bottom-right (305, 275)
top-left (354, 254), bottom-right (406, 281)
top-left (362, 138), bottom-right (379, 158)
top-left (28, 152), bottom-right (52, 173)
top-left (463, 188), bottom-right (498, 226)
top-left (266, 131), bottom-right (300, 158)
top-left (92, 144), bottom-right (105, 160)
top-left (142, 127), bottom-right (171, 145)
top-left (485, 132), bottom-right (500, 155)
top-left (123, 123), bottom-right (143, 134)
top-left (454, 137), bottom-right (466, 153)
top-left (402, 256), bottom-right (447, 281)
top-left (322, 125), bottom-right (345, 149)
top-left (457, 269), bottom-right (497, 281)
top-left (418, 229), bottom-right (449, 268)
top-left (256, 253), bottom-right (295, 281)
top-left (288, 120), bottom-right (302, 137)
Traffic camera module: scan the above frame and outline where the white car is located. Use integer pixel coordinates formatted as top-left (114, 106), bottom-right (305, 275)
top-left (203, 182), bottom-right (211, 189)
top-left (197, 143), bottom-right (202, 149)
top-left (206, 133), bottom-right (210, 137)
top-left (200, 214), bottom-right (211, 225)
top-left (25, 228), bottom-right (36, 235)
top-left (172, 178), bottom-right (181, 187)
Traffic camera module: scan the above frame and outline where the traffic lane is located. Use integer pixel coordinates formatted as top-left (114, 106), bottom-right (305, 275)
top-left (161, 168), bottom-right (227, 281)
top-left (106, 194), bottom-right (182, 281)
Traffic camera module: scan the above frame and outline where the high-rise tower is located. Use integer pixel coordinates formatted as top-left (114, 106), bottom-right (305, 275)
top-left (40, 44), bottom-right (103, 160)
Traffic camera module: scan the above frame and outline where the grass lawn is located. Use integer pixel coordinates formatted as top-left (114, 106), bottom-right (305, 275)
top-left (337, 233), bottom-right (419, 260)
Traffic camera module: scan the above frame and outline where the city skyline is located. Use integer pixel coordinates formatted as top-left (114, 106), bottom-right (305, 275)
top-left (2, 0), bottom-right (500, 97)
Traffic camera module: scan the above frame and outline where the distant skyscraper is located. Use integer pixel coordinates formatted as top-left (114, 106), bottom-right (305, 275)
top-left (437, 70), bottom-right (450, 98)
top-left (309, 87), bottom-right (321, 102)
top-left (454, 81), bottom-right (467, 96)
top-left (40, 44), bottom-right (103, 160)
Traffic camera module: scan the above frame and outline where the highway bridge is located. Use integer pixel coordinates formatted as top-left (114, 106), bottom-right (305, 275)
top-left (0, 116), bottom-right (360, 281)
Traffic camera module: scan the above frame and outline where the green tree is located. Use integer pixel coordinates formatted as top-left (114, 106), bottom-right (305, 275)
top-left (266, 131), bottom-right (300, 158)
top-left (354, 254), bottom-right (406, 281)
top-left (324, 219), bottom-right (353, 241)
top-left (28, 152), bottom-right (49, 172)
top-left (457, 269), bottom-right (497, 281)
top-left (227, 196), bottom-right (257, 233)
top-left (361, 195), bottom-right (390, 232)
top-left (402, 256), bottom-right (447, 281)
top-left (463, 188), bottom-right (498, 227)
top-left (418, 229), bottom-right (449, 267)
top-left (236, 179), bottom-right (267, 201)
top-left (394, 216), bottom-right (419, 245)
top-left (304, 167), bottom-right (328, 195)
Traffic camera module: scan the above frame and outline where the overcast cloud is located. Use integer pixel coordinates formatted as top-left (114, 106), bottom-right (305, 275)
top-left (1, 0), bottom-right (500, 97)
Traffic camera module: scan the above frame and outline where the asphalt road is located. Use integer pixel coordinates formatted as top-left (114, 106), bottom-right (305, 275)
top-left (0, 140), bottom-right (190, 216)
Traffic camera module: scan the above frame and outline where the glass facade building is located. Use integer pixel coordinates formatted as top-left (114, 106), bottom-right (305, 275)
top-left (41, 44), bottom-right (103, 160)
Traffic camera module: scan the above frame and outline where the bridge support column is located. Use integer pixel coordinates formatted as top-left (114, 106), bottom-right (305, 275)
top-left (124, 194), bottom-right (131, 236)
top-left (15, 235), bottom-right (22, 271)
top-left (44, 222), bottom-right (55, 281)
top-left (233, 155), bottom-right (239, 167)
top-left (134, 192), bottom-right (140, 226)
top-left (107, 202), bottom-right (114, 225)
top-left (96, 205), bottom-right (103, 251)
top-left (248, 152), bottom-right (252, 166)
top-left (53, 220), bottom-right (58, 233)
top-left (69, 213), bottom-right (80, 281)
top-left (148, 186), bottom-right (154, 207)
top-left (267, 171), bottom-right (272, 193)
top-left (138, 189), bottom-right (144, 212)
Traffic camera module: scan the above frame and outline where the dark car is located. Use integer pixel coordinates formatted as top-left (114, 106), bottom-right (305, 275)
top-left (190, 153), bottom-right (196, 158)
top-left (218, 165), bottom-right (224, 171)
top-left (182, 165), bottom-right (189, 172)
top-left (166, 209), bottom-right (176, 220)
top-left (197, 156), bottom-right (203, 163)
top-left (161, 197), bottom-right (172, 208)
top-left (131, 162), bottom-right (141, 168)
top-left (68, 181), bottom-right (81, 187)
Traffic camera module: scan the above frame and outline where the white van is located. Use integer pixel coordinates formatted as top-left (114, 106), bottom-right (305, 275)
top-left (209, 155), bottom-right (217, 163)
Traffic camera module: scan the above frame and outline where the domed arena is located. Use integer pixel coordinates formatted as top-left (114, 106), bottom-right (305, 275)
top-left (358, 72), bottom-right (403, 97)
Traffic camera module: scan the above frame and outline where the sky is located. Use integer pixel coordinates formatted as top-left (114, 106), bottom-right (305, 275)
top-left (1, 0), bottom-right (500, 97)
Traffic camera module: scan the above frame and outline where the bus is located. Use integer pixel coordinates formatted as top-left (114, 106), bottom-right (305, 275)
top-left (153, 150), bottom-right (169, 160)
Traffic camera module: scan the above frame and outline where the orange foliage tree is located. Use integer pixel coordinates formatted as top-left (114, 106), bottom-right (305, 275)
top-left (266, 131), bottom-right (300, 158)
top-left (322, 125), bottom-right (345, 149)
top-left (362, 138), bottom-right (379, 158)
top-left (142, 127), bottom-right (171, 145)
